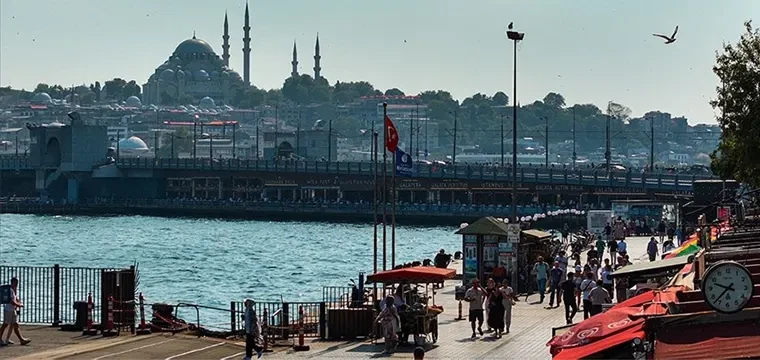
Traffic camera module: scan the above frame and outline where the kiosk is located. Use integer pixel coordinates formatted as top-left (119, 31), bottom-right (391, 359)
top-left (455, 217), bottom-right (522, 287)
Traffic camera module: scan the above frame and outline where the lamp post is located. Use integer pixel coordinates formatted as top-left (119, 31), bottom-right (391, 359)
top-left (500, 113), bottom-right (505, 167)
top-left (507, 27), bottom-right (524, 225)
top-left (507, 25), bottom-right (524, 292)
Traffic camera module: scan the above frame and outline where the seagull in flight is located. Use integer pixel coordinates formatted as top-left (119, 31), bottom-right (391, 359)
top-left (653, 25), bottom-right (678, 44)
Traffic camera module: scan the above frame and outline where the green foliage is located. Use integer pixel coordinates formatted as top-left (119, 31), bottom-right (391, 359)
top-left (710, 21), bottom-right (760, 184)
top-left (159, 127), bottom-right (193, 157)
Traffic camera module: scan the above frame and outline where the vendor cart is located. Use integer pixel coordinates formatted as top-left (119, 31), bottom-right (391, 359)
top-left (366, 266), bottom-right (456, 346)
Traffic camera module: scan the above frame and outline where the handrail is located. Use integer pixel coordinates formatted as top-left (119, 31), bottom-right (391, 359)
top-left (173, 302), bottom-right (201, 337)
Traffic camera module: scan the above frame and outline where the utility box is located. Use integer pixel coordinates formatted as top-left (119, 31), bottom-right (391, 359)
top-left (74, 301), bottom-right (89, 330)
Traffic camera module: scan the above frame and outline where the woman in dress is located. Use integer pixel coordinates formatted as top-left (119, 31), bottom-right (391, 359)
top-left (484, 278), bottom-right (497, 332)
top-left (375, 295), bottom-right (401, 354)
top-left (487, 282), bottom-right (506, 338)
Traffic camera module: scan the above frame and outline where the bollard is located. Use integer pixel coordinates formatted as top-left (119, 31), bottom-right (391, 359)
top-left (293, 306), bottom-right (310, 351)
top-left (102, 295), bottom-right (118, 337)
top-left (136, 292), bottom-right (152, 335)
top-left (455, 300), bottom-right (465, 321)
top-left (261, 308), bottom-right (272, 352)
top-left (82, 293), bottom-right (98, 335)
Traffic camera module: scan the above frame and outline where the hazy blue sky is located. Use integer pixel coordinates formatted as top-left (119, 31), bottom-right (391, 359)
top-left (1, 0), bottom-right (756, 123)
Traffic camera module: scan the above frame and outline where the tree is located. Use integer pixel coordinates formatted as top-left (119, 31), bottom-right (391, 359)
top-left (606, 101), bottom-right (631, 121)
top-left (710, 21), bottom-right (760, 185)
top-left (492, 91), bottom-right (509, 106)
top-left (122, 80), bottom-right (141, 99)
top-left (104, 78), bottom-right (127, 100)
top-left (159, 127), bottom-right (193, 158)
top-left (543, 92), bottom-right (566, 108)
top-left (384, 88), bottom-right (405, 96)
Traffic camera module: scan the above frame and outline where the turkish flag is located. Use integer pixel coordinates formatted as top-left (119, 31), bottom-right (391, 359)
top-left (384, 115), bottom-right (399, 152)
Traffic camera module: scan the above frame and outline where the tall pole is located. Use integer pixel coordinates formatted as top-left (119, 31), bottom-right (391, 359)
top-left (192, 122), bottom-right (197, 159)
top-left (209, 126), bottom-right (213, 160)
top-left (171, 133), bottom-right (175, 159)
top-left (500, 114), bottom-right (505, 167)
top-left (154, 111), bottom-right (159, 159)
top-left (116, 129), bottom-right (121, 161)
top-left (297, 111), bottom-right (302, 158)
top-left (415, 103), bottom-right (420, 161)
top-left (650, 115), bottom-right (655, 169)
top-left (544, 116), bottom-right (549, 167)
top-left (424, 109), bottom-right (429, 160)
top-left (327, 118), bottom-right (333, 161)
top-left (452, 109), bottom-right (458, 164)
top-left (373, 130), bottom-right (379, 300)
top-left (232, 123), bottom-right (237, 158)
top-left (256, 125), bottom-right (260, 159)
top-left (507, 27), bottom-right (523, 291)
top-left (382, 103), bottom-right (388, 271)
top-left (14, 131), bottom-right (19, 157)
top-left (274, 105), bottom-right (279, 156)
top-left (510, 38), bottom-right (518, 225)
top-left (605, 114), bottom-right (611, 169)
top-left (572, 107), bottom-right (576, 169)
top-left (392, 129), bottom-right (397, 269)
top-left (409, 109), bottom-right (414, 156)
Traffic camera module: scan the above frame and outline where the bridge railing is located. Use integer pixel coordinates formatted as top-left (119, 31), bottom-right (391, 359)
top-left (114, 157), bottom-right (713, 188)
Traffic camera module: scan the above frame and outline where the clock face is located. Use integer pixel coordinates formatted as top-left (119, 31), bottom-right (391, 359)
top-left (702, 261), bottom-right (753, 314)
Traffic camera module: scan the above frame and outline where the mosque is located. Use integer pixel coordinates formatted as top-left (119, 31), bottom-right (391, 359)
top-left (142, 3), bottom-right (322, 106)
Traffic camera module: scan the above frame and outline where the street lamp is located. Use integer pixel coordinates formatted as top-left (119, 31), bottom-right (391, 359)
top-left (507, 25), bottom-right (524, 292)
top-left (507, 26), bottom-right (524, 225)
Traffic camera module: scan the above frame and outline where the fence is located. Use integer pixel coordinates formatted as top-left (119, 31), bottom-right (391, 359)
top-left (231, 301), bottom-right (323, 339)
top-left (0, 264), bottom-right (129, 326)
top-left (322, 286), bottom-right (375, 340)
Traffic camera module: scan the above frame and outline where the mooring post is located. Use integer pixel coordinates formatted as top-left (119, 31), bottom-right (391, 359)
top-left (230, 301), bottom-right (236, 334)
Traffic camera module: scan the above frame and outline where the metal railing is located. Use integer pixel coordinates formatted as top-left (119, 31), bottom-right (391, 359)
top-left (110, 158), bottom-right (713, 188)
top-left (0, 264), bottom-right (117, 325)
top-left (231, 301), bottom-right (323, 339)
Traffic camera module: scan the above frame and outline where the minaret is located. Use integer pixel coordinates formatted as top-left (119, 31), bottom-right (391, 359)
top-left (291, 40), bottom-right (299, 78)
top-left (313, 34), bottom-right (321, 80)
top-left (222, 12), bottom-right (230, 67)
top-left (242, 2), bottom-right (251, 86)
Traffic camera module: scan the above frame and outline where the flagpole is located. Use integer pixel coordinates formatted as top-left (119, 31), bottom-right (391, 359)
top-left (373, 129), bottom-right (378, 302)
top-left (382, 103), bottom-right (388, 272)
top-left (392, 141), bottom-right (397, 269)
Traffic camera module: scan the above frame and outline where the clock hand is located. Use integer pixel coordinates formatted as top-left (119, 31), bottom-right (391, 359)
top-left (714, 283), bottom-right (731, 290)
top-left (715, 287), bottom-right (730, 302)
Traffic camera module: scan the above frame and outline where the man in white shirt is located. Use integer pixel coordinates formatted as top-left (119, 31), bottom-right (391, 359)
top-left (0, 278), bottom-right (31, 346)
top-left (464, 279), bottom-right (486, 338)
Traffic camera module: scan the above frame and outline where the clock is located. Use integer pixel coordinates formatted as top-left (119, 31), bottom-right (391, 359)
top-left (701, 260), bottom-right (754, 314)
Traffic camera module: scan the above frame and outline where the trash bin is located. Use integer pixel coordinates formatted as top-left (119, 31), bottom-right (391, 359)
top-left (73, 301), bottom-right (88, 329)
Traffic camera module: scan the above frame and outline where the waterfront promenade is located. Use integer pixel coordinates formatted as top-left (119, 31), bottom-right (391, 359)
top-left (6, 236), bottom-right (652, 359)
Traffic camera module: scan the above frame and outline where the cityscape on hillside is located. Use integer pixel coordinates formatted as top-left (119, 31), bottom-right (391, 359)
top-left (0, 6), bottom-right (720, 171)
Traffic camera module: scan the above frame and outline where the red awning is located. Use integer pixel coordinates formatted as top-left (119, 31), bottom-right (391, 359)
top-left (547, 291), bottom-right (655, 355)
top-left (554, 323), bottom-right (645, 360)
top-left (366, 266), bottom-right (456, 284)
top-left (655, 321), bottom-right (760, 359)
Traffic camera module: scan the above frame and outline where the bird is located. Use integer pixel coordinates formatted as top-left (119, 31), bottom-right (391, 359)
top-left (508, 22), bottom-right (514, 30)
top-left (653, 25), bottom-right (678, 44)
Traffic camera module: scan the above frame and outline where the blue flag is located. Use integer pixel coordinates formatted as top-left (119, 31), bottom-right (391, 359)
top-left (395, 148), bottom-right (413, 177)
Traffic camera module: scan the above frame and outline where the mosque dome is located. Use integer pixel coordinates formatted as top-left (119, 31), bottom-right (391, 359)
top-left (195, 69), bottom-right (210, 81)
top-left (118, 136), bottom-right (149, 150)
top-left (176, 69), bottom-right (185, 79)
top-left (31, 92), bottom-right (53, 104)
top-left (173, 36), bottom-right (216, 56)
top-left (199, 97), bottom-right (216, 109)
top-left (161, 68), bottom-right (175, 81)
top-left (210, 70), bottom-right (220, 80)
top-left (125, 96), bottom-right (142, 107)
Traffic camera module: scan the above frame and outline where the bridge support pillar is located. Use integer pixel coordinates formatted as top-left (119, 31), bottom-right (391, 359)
top-left (277, 188), bottom-right (282, 201)
top-left (67, 177), bottom-right (79, 204)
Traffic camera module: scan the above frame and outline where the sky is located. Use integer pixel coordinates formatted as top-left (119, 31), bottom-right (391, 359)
top-left (0, 0), bottom-right (757, 124)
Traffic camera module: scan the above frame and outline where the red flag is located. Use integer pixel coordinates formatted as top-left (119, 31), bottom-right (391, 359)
top-left (384, 115), bottom-right (399, 152)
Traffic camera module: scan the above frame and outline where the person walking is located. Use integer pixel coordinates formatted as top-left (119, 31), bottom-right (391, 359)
top-left (588, 280), bottom-right (611, 316)
top-left (243, 299), bottom-right (263, 360)
top-left (580, 272), bottom-right (595, 320)
top-left (600, 264), bottom-right (614, 298)
top-left (500, 279), bottom-right (517, 333)
top-left (647, 237), bottom-right (659, 262)
top-left (464, 279), bottom-right (486, 338)
top-left (548, 262), bottom-right (563, 308)
top-left (484, 278), bottom-right (497, 333)
top-left (486, 284), bottom-right (505, 338)
top-left (595, 235), bottom-right (606, 262)
top-left (533, 256), bottom-right (549, 303)
top-left (560, 272), bottom-right (578, 324)
top-left (0, 278), bottom-right (30, 347)
top-left (375, 295), bottom-right (400, 354)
